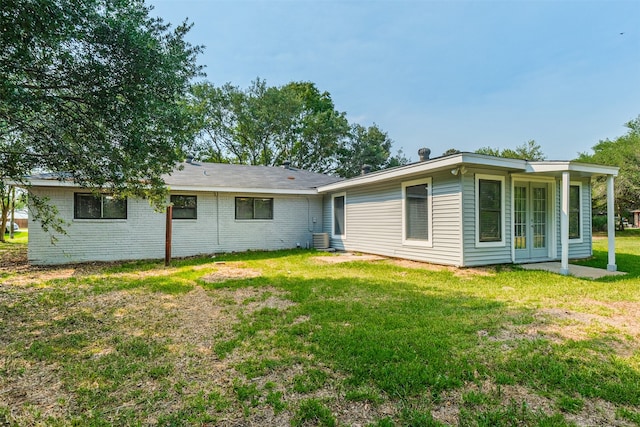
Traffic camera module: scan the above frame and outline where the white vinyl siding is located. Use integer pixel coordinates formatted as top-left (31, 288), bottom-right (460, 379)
top-left (322, 173), bottom-right (462, 266)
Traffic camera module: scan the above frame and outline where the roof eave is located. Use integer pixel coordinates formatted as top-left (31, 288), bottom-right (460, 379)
top-left (317, 153), bottom-right (527, 193)
top-left (26, 179), bottom-right (321, 195)
top-left (168, 185), bottom-right (320, 195)
top-left (526, 161), bottom-right (619, 177)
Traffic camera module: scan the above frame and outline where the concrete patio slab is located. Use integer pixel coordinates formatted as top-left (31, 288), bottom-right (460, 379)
top-left (519, 262), bottom-right (627, 279)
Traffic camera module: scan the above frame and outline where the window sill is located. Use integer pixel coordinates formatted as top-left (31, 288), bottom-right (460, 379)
top-left (402, 239), bottom-right (432, 248)
top-left (73, 219), bottom-right (127, 222)
top-left (475, 240), bottom-right (506, 248)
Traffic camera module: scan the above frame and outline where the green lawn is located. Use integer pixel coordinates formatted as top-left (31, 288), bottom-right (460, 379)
top-left (0, 232), bottom-right (638, 426)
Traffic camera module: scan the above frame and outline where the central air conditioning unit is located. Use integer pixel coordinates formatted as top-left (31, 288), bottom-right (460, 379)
top-left (312, 233), bottom-right (329, 249)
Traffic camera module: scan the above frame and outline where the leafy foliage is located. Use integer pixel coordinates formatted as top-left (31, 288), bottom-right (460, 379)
top-left (577, 116), bottom-right (640, 226)
top-left (190, 79), bottom-right (349, 171)
top-left (190, 79), bottom-right (408, 176)
top-left (1, 0), bottom-right (202, 229)
top-left (336, 123), bottom-right (409, 178)
top-left (476, 140), bottom-right (546, 161)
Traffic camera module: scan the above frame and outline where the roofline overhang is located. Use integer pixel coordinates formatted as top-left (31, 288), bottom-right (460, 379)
top-left (317, 154), bottom-right (620, 193)
top-left (167, 186), bottom-right (320, 195)
top-left (525, 161), bottom-right (619, 176)
top-left (317, 153), bottom-right (527, 193)
top-left (25, 179), bottom-right (321, 195)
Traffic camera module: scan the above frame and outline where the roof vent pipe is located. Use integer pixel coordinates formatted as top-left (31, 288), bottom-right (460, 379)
top-left (282, 161), bottom-right (291, 169)
top-left (418, 148), bottom-right (431, 162)
top-left (361, 164), bottom-right (372, 175)
top-left (185, 155), bottom-right (194, 164)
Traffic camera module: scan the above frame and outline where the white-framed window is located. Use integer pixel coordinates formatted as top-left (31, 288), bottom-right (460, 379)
top-left (475, 174), bottom-right (505, 247)
top-left (402, 177), bottom-right (432, 247)
top-left (331, 192), bottom-right (346, 239)
top-left (235, 197), bottom-right (273, 220)
top-left (569, 182), bottom-right (582, 242)
top-left (74, 193), bottom-right (127, 219)
top-left (171, 195), bottom-right (197, 219)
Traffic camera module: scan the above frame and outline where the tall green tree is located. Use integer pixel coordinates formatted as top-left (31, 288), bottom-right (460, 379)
top-left (577, 116), bottom-right (640, 228)
top-left (335, 124), bottom-right (408, 178)
top-left (1, 0), bottom-right (202, 231)
top-left (191, 80), bottom-right (350, 172)
top-left (191, 80), bottom-right (408, 176)
top-left (476, 140), bottom-right (546, 161)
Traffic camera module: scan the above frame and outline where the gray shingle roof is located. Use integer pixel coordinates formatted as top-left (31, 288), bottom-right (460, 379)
top-left (164, 161), bottom-right (343, 192)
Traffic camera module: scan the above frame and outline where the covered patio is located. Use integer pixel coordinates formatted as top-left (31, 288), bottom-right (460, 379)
top-left (524, 162), bottom-right (619, 276)
top-left (519, 261), bottom-right (626, 279)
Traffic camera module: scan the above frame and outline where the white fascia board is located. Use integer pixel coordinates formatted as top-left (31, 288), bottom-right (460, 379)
top-left (168, 186), bottom-right (319, 195)
top-left (27, 179), bottom-right (80, 187)
top-left (26, 179), bottom-right (319, 195)
top-left (317, 153), bottom-right (527, 193)
top-left (527, 162), bottom-right (619, 176)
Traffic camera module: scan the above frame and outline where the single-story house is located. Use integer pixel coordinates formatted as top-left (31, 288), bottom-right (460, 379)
top-left (26, 160), bottom-right (341, 265)
top-left (26, 152), bottom-right (619, 274)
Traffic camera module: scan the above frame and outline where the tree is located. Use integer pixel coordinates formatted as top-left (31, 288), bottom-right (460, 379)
top-left (577, 116), bottom-right (640, 229)
top-left (476, 140), bottom-right (546, 161)
top-left (442, 148), bottom-right (462, 156)
top-left (191, 80), bottom-right (350, 172)
top-left (335, 124), bottom-right (408, 178)
top-left (190, 79), bottom-right (408, 177)
top-left (1, 0), bottom-right (202, 231)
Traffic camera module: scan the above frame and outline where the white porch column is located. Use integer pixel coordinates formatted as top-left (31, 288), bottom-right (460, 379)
top-left (560, 171), bottom-right (570, 275)
top-left (607, 174), bottom-right (617, 271)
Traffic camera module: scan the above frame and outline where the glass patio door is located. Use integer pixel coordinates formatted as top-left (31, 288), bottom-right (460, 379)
top-left (514, 182), bottom-right (549, 261)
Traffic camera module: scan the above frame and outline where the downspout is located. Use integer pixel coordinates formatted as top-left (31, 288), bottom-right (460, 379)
top-left (307, 197), bottom-right (313, 232)
top-left (216, 192), bottom-right (220, 245)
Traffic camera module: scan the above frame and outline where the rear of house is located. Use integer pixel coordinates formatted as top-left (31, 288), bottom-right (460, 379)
top-left (27, 162), bottom-right (340, 265)
top-left (25, 152), bottom-right (618, 272)
top-left (318, 152), bottom-right (616, 269)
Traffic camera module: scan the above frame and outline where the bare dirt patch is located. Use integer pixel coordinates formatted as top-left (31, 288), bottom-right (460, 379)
top-left (201, 262), bottom-right (263, 282)
top-left (313, 253), bottom-right (496, 278)
top-left (390, 258), bottom-right (496, 278)
top-left (491, 299), bottom-right (640, 359)
top-left (313, 253), bottom-right (387, 264)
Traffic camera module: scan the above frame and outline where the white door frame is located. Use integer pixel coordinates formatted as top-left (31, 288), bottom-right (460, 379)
top-left (511, 175), bottom-right (557, 263)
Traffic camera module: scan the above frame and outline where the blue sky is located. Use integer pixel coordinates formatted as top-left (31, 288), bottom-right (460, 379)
top-left (149, 0), bottom-right (639, 162)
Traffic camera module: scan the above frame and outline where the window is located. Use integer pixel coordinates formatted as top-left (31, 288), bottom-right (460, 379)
top-left (476, 175), bottom-right (505, 246)
top-left (235, 197), bottom-right (273, 220)
top-left (332, 193), bottom-right (346, 238)
top-left (402, 178), bottom-right (432, 246)
top-left (569, 184), bottom-right (581, 240)
top-left (74, 193), bottom-right (127, 219)
top-left (171, 195), bottom-right (197, 219)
